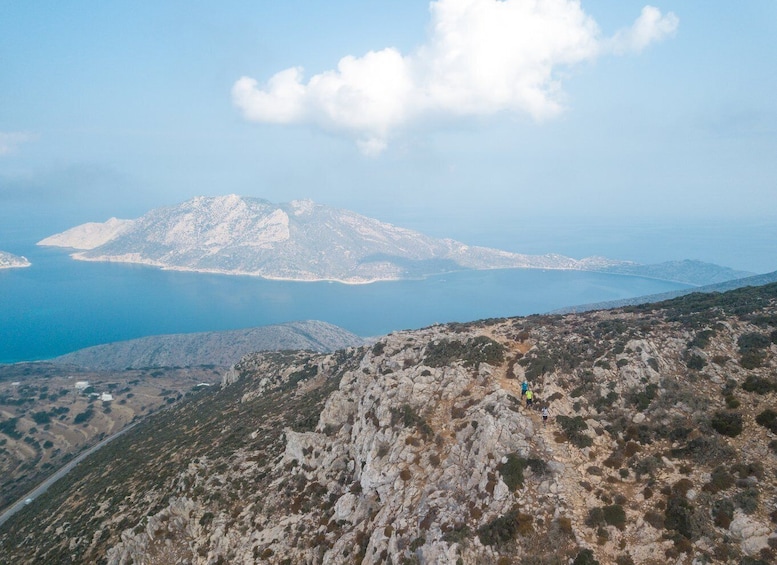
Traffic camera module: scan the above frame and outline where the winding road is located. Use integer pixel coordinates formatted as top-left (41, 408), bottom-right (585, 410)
top-left (0, 422), bottom-right (138, 529)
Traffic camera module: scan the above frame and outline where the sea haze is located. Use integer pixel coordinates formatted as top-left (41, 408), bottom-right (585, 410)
top-left (0, 247), bottom-right (690, 363)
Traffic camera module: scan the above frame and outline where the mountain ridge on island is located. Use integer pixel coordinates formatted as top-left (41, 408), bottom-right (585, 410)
top-left (38, 195), bottom-right (752, 285)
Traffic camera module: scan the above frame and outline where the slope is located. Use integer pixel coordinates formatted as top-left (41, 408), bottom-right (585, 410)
top-left (2, 284), bottom-right (777, 564)
top-left (51, 320), bottom-right (366, 370)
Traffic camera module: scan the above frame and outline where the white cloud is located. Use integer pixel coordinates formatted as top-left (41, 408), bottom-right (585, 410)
top-left (609, 6), bottom-right (679, 54)
top-left (0, 131), bottom-right (37, 155)
top-left (233, 0), bottom-right (679, 155)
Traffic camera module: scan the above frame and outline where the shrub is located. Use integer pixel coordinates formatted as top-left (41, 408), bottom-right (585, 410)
top-left (742, 375), bottom-right (777, 394)
top-left (644, 510), bottom-right (664, 529)
top-left (518, 348), bottom-right (556, 379)
top-left (477, 508), bottom-right (522, 546)
top-left (671, 436), bottom-right (734, 465)
top-left (738, 332), bottom-right (771, 353)
top-left (704, 466), bottom-right (735, 493)
top-left (573, 548), bottom-right (600, 565)
top-left (686, 354), bottom-right (706, 371)
top-left (664, 494), bottom-right (700, 540)
top-left (710, 411), bottom-right (743, 437)
top-left (73, 407), bottom-right (95, 425)
top-left (735, 487), bottom-right (759, 514)
top-left (741, 350), bottom-right (767, 369)
top-left (756, 409), bottom-right (777, 434)
top-left (738, 332), bottom-right (770, 368)
top-left (424, 336), bottom-right (505, 368)
top-left (688, 329), bottom-right (715, 349)
top-left (712, 498), bottom-right (734, 528)
top-left (498, 453), bottom-right (526, 491)
top-left (32, 411), bottom-right (52, 425)
top-left (0, 418), bottom-right (22, 439)
top-left (628, 384), bottom-right (658, 411)
top-left (390, 404), bottom-right (433, 438)
top-left (725, 394), bottom-right (741, 409)
top-left (585, 505), bottom-right (626, 530)
top-left (602, 505), bottom-right (626, 530)
top-left (557, 415), bottom-right (593, 448)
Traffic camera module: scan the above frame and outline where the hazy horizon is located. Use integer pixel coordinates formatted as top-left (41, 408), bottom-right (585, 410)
top-left (2, 1), bottom-right (776, 271)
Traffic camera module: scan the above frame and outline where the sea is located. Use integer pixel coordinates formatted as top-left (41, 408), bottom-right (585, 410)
top-left (0, 246), bottom-right (692, 364)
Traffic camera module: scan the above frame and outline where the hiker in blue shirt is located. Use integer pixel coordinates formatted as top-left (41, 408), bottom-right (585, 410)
top-left (521, 381), bottom-right (528, 396)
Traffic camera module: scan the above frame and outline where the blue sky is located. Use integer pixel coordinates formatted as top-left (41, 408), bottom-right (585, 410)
top-left (1, 1), bottom-right (776, 271)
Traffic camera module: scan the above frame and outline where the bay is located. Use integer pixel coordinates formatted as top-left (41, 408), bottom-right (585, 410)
top-left (0, 247), bottom-right (690, 363)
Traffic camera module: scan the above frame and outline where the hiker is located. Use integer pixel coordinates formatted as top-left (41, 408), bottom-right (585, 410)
top-left (541, 406), bottom-right (549, 424)
top-left (521, 381), bottom-right (528, 396)
top-left (525, 389), bottom-right (533, 408)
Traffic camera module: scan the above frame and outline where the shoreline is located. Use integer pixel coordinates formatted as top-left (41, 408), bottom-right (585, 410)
top-left (60, 251), bottom-right (664, 286)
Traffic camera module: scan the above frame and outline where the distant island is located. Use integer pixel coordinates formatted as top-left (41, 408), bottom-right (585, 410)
top-left (0, 251), bottom-right (30, 269)
top-left (51, 320), bottom-right (365, 370)
top-left (39, 195), bottom-right (752, 285)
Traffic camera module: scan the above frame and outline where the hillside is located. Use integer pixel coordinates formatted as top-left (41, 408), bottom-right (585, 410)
top-left (51, 320), bottom-right (366, 370)
top-left (0, 363), bottom-right (223, 513)
top-left (601, 259), bottom-right (753, 287)
top-left (2, 284), bottom-right (777, 564)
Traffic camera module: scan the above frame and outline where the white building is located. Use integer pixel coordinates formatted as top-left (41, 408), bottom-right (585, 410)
top-left (75, 381), bottom-right (90, 390)
top-left (100, 393), bottom-right (113, 402)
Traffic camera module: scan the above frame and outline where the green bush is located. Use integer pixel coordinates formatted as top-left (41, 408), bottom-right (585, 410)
top-left (712, 498), bottom-right (734, 528)
top-left (557, 415), bottom-right (593, 448)
top-left (477, 508), bottom-right (520, 546)
top-left (603, 505), bottom-right (626, 530)
top-left (664, 494), bottom-right (699, 540)
top-left (390, 404), bottom-right (433, 438)
top-left (741, 350), bottom-right (767, 369)
top-left (734, 487), bottom-right (759, 514)
top-left (741, 375), bottom-right (777, 394)
top-left (755, 409), bottom-right (777, 434)
top-left (573, 548), bottom-right (600, 565)
top-left (704, 466), bottom-right (735, 493)
top-left (686, 354), bottom-right (706, 371)
top-left (628, 384), bottom-right (658, 411)
top-left (73, 407), bottom-right (95, 425)
top-left (710, 411), bottom-right (743, 437)
top-left (738, 332), bottom-right (771, 353)
top-left (498, 453), bottom-right (526, 491)
top-left (32, 411), bottom-right (52, 425)
top-left (424, 336), bottom-right (505, 368)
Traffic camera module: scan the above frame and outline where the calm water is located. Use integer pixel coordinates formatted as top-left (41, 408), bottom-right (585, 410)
top-left (0, 247), bottom-right (690, 363)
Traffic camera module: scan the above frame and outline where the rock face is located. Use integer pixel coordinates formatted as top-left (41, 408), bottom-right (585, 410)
top-left (37, 194), bottom-right (625, 283)
top-left (0, 250), bottom-right (30, 269)
top-left (4, 283), bottom-right (777, 564)
top-left (51, 320), bottom-right (366, 370)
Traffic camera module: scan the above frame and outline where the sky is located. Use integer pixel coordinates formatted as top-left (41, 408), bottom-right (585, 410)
top-left (1, 0), bottom-right (776, 272)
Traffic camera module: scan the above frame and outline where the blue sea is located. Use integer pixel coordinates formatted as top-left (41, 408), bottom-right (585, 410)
top-left (0, 246), bottom-right (691, 364)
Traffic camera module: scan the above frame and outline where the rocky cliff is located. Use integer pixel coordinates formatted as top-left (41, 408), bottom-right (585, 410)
top-left (3, 284), bottom-right (777, 564)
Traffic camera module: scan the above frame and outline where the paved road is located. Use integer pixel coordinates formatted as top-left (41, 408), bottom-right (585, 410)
top-left (0, 422), bottom-right (138, 529)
